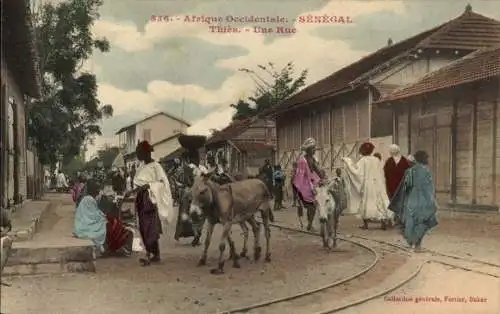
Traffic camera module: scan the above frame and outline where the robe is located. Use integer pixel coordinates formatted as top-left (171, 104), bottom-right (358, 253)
top-left (292, 155), bottom-right (321, 204)
top-left (384, 156), bottom-right (411, 199)
top-left (342, 155), bottom-right (393, 221)
top-left (388, 164), bottom-right (438, 245)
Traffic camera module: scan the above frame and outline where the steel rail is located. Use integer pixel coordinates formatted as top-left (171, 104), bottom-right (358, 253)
top-left (221, 222), bottom-right (418, 314)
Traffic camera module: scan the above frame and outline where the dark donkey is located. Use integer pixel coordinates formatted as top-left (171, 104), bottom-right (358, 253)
top-left (190, 176), bottom-right (274, 275)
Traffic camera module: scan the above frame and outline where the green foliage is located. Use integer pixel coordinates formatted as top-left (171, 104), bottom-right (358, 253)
top-left (84, 145), bottom-right (120, 170)
top-left (28, 0), bottom-right (113, 166)
top-left (232, 62), bottom-right (308, 120)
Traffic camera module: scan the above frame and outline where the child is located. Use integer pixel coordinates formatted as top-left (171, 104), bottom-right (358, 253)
top-left (330, 168), bottom-right (348, 217)
top-left (273, 165), bottom-right (285, 211)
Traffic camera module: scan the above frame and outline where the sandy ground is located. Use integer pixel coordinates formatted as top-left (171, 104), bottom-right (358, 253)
top-left (337, 262), bottom-right (500, 314)
top-left (274, 203), bottom-right (500, 264)
top-left (1, 201), bottom-right (374, 314)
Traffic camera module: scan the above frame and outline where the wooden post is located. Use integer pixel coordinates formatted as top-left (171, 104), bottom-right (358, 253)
top-left (392, 104), bottom-right (398, 145)
top-left (492, 84), bottom-right (498, 206)
top-left (407, 102), bottom-right (412, 154)
top-left (451, 96), bottom-right (458, 205)
top-left (472, 85), bottom-right (478, 204)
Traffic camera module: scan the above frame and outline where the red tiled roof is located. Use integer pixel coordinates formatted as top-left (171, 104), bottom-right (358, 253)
top-left (376, 46), bottom-right (500, 103)
top-left (205, 118), bottom-right (256, 145)
top-left (266, 10), bottom-right (500, 116)
top-left (416, 12), bottom-right (500, 50)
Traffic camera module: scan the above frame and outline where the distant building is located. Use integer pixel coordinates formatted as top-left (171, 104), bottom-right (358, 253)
top-left (1, 0), bottom-right (42, 207)
top-left (115, 111), bottom-right (191, 167)
top-left (205, 117), bottom-right (276, 176)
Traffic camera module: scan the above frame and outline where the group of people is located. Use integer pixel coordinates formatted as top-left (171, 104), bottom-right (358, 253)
top-left (259, 160), bottom-right (287, 211)
top-left (290, 137), bottom-right (438, 252)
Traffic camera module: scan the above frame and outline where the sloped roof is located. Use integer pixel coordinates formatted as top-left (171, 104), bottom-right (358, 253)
top-left (376, 46), bottom-right (500, 103)
top-left (416, 11), bottom-right (500, 50)
top-left (115, 111), bottom-right (191, 134)
top-left (233, 142), bottom-right (275, 152)
top-left (205, 118), bottom-right (256, 145)
top-left (267, 9), bottom-right (500, 116)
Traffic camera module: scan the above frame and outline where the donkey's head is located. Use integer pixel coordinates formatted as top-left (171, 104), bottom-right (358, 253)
top-left (189, 174), bottom-right (217, 218)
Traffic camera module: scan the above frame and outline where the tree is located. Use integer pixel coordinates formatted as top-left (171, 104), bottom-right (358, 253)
top-left (28, 0), bottom-right (113, 166)
top-left (232, 62), bottom-right (308, 120)
top-left (84, 145), bottom-right (120, 170)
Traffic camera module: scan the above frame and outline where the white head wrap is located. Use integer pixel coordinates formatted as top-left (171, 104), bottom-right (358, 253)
top-left (302, 137), bottom-right (316, 150)
top-left (389, 144), bottom-right (401, 156)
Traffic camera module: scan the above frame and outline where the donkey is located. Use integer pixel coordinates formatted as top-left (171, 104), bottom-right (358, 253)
top-left (190, 175), bottom-right (273, 275)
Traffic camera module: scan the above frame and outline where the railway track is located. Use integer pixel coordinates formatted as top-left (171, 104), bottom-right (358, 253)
top-left (221, 223), bottom-right (423, 314)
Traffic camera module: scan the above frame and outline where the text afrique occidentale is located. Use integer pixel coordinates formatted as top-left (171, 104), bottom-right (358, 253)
top-left (151, 15), bottom-right (353, 34)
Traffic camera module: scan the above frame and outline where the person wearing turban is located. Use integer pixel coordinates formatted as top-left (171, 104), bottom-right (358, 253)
top-left (124, 140), bottom-right (174, 266)
top-left (292, 137), bottom-right (325, 231)
top-left (342, 142), bottom-right (393, 230)
top-left (383, 144), bottom-right (411, 226)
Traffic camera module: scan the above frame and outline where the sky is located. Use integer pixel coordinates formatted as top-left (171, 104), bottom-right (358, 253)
top-left (83, 0), bottom-right (500, 159)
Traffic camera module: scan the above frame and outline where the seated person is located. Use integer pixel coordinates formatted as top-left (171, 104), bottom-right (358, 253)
top-left (74, 179), bottom-right (133, 257)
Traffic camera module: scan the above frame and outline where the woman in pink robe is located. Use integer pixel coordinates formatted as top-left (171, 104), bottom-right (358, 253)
top-left (293, 138), bottom-right (323, 231)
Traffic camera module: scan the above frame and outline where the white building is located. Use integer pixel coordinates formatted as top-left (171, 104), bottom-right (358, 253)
top-left (115, 111), bottom-right (191, 167)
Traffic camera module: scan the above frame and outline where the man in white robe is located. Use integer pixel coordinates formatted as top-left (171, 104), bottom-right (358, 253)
top-left (342, 142), bottom-right (393, 230)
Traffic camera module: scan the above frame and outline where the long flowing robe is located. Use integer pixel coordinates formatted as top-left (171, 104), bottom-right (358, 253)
top-left (384, 156), bottom-right (411, 199)
top-left (342, 155), bottom-right (393, 221)
top-left (389, 164), bottom-right (438, 245)
top-left (74, 195), bottom-right (107, 252)
top-left (292, 155), bottom-right (321, 204)
top-left (134, 161), bottom-right (175, 250)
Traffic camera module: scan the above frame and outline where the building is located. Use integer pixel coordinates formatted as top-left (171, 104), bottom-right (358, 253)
top-left (268, 6), bottom-right (500, 180)
top-left (1, 0), bottom-right (42, 208)
top-left (205, 117), bottom-right (276, 175)
top-left (375, 47), bottom-right (500, 211)
top-left (115, 111), bottom-right (191, 166)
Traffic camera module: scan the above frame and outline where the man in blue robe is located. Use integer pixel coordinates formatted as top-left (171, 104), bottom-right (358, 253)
top-left (388, 150), bottom-right (438, 252)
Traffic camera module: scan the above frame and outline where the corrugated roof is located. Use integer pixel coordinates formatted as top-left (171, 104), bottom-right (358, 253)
top-left (266, 9), bottom-right (500, 116)
top-left (376, 46), bottom-right (500, 103)
top-left (115, 111), bottom-right (191, 134)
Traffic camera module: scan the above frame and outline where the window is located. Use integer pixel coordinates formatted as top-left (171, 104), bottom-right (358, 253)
top-left (143, 129), bottom-right (151, 142)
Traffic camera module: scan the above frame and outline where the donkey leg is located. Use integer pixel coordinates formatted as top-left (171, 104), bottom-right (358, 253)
top-left (247, 216), bottom-right (261, 261)
top-left (227, 233), bottom-right (240, 268)
top-left (239, 221), bottom-right (249, 258)
top-left (261, 209), bottom-right (272, 262)
top-left (198, 221), bottom-right (214, 266)
top-left (210, 222), bottom-right (232, 275)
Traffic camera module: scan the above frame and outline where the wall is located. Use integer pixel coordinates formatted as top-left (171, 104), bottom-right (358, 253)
top-left (1, 56), bottom-right (27, 205)
top-left (371, 53), bottom-right (461, 86)
top-left (119, 114), bottom-right (189, 154)
top-left (152, 137), bottom-right (181, 160)
top-left (136, 114), bottom-right (188, 145)
top-left (235, 119), bottom-right (276, 143)
top-left (393, 79), bottom-right (499, 209)
top-left (276, 91), bottom-right (370, 175)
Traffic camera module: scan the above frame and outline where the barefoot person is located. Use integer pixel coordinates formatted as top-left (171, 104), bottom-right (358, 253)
top-left (342, 142), bottom-right (393, 230)
top-left (124, 140), bottom-right (175, 266)
top-left (389, 150), bottom-right (438, 252)
top-left (293, 138), bottom-right (323, 231)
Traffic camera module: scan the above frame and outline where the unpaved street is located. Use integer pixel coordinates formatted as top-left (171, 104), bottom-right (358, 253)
top-left (1, 223), bottom-right (373, 314)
